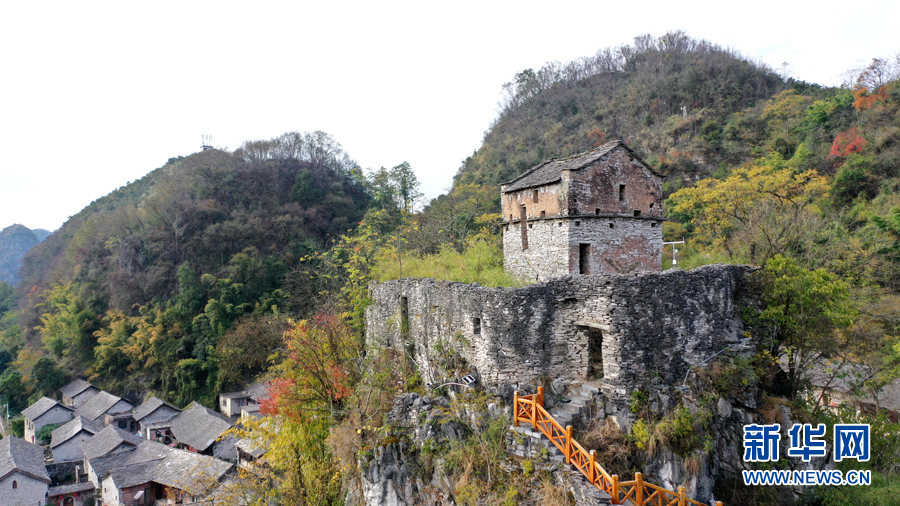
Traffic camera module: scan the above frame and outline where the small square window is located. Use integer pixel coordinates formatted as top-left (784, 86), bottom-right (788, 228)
top-left (540, 210), bottom-right (546, 218)
top-left (575, 221), bottom-right (581, 226)
top-left (633, 210), bottom-right (641, 217)
top-left (651, 222), bottom-right (657, 227)
top-left (609, 223), bottom-right (614, 229)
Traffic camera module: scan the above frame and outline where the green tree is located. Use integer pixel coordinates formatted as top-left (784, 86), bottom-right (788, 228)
top-left (756, 255), bottom-right (855, 400)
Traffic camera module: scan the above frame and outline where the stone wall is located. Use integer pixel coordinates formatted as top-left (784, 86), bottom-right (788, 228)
top-left (366, 264), bottom-right (756, 407)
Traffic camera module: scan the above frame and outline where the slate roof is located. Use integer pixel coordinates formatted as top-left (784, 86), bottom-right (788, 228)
top-left (0, 436), bottom-right (51, 483)
top-left (220, 391), bottom-right (252, 400)
top-left (73, 390), bottom-right (132, 421)
top-left (169, 402), bottom-right (232, 452)
top-left (50, 416), bottom-right (100, 448)
top-left (501, 140), bottom-right (663, 193)
top-left (96, 440), bottom-right (232, 495)
top-left (132, 396), bottom-right (181, 422)
top-left (81, 425), bottom-right (144, 461)
top-left (48, 481), bottom-right (96, 496)
top-left (22, 396), bottom-right (70, 421)
top-left (59, 378), bottom-right (95, 398)
top-left (235, 438), bottom-right (266, 459)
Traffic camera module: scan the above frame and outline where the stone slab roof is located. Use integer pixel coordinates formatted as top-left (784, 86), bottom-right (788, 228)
top-left (81, 425), bottom-right (144, 461)
top-left (48, 481), bottom-right (96, 496)
top-left (501, 140), bottom-right (663, 193)
top-left (0, 436), bottom-right (51, 483)
top-left (22, 396), bottom-right (70, 421)
top-left (50, 416), bottom-right (100, 448)
top-left (97, 440), bottom-right (232, 495)
top-left (235, 438), bottom-right (266, 459)
top-left (132, 396), bottom-right (181, 422)
top-left (220, 391), bottom-right (252, 400)
top-left (74, 390), bottom-right (132, 422)
top-left (170, 402), bottom-right (232, 452)
top-left (59, 378), bottom-right (95, 398)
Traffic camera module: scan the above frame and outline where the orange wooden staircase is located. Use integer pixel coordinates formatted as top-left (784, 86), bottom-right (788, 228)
top-left (513, 387), bottom-right (723, 506)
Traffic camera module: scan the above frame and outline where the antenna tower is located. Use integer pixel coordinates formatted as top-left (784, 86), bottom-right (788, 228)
top-left (202, 134), bottom-right (213, 151)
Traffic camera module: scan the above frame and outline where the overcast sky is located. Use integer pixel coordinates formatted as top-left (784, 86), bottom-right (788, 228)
top-left (1, 1), bottom-right (897, 232)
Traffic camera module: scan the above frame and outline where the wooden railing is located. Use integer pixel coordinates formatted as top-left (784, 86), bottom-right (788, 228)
top-left (513, 388), bottom-right (723, 506)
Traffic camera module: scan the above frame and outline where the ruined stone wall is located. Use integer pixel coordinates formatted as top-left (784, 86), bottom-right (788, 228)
top-left (366, 265), bottom-right (756, 405)
top-left (500, 183), bottom-right (564, 221)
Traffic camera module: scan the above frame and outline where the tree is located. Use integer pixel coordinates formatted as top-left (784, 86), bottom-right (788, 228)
top-left (30, 357), bottom-right (67, 398)
top-left (667, 154), bottom-right (829, 264)
top-left (756, 255), bottom-right (855, 400)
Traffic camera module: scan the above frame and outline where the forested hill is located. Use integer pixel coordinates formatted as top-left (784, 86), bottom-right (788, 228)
top-left (455, 31), bottom-right (827, 190)
top-left (0, 224), bottom-right (50, 284)
top-left (3, 131), bottom-right (372, 407)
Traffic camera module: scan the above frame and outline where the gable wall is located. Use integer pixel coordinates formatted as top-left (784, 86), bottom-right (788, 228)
top-left (52, 431), bottom-right (95, 463)
top-left (567, 149), bottom-right (662, 217)
top-left (1, 472), bottom-right (48, 506)
top-left (28, 407), bottom-right (74, 444)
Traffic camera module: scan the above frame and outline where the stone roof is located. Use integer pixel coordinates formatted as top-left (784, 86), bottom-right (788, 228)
top-left (81, 425), bottom-right (144, 461)
top-left (0, 436), bottom-right (51, 483)
top-left (50, 416), bottom-right (100, 448)
top-left (59, 378), bottom-right (95, 398)
top-left (235, 438), bottom-right (266, 459)
top-left (22, 396), bottom-right (70, 421)
top-left (220, 391), bottom-right (252, 400)
top-left (48, 481), bottom-right (96, 496)
top-left (170, 402), bottom-right (232, 452)
top-left (501, 140), bottom-right (663, 193)
top-left (132, 396), bottom-right (181, 422)
top-left (97, 440), bottom-right (232, 495)
top-left (74, 390), bottom-right (132, 422)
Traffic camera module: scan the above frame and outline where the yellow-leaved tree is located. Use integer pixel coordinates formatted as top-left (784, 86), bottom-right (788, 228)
top-left (667, 153), bottom-right (830, 265)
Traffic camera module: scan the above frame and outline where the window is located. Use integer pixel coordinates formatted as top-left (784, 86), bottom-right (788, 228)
top-left (595, 208), bottom-right (601, 215)
top-left (540, 210), bottom-right (545, 218)
top-left (12, 480), bottom-right (17, 489)
top-left (520, 206), bottom-right (528, 250)
top-left (633, 210), bottom-right (641, 217)
top-left (619, 184), bottom-right (626, 201)
top-left (609, 223), bottom-right (614, 229)
top-left (579, 244), bottom-right (591, 275)
top-left (473, 318), bottom-right (481, 335)
top-left (575, 221), bottom-right (581, 226)
top-left (649, 202), bottom-right (654, 209)
top-left (651, 222), bottom-right (657, 227)
top-left (533, 191), bottom-right (539, 203)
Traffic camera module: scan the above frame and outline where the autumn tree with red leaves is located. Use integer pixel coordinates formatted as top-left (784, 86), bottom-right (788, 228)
top-left (830, 128), bottom-right (868, 159)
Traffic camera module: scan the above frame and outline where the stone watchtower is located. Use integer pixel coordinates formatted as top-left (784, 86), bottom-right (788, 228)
top-left (501, 140), bottom-right (664, 281)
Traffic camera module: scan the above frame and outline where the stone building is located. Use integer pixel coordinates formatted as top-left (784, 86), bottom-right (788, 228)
top-left (0, 436), bottom-right (51, 506)
top-left (501, 140), bottom-right (664, 281)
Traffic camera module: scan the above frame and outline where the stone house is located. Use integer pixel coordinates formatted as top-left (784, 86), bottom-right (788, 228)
top-left (46, 482), bottom-right (95, 506)
top-left (0, 436), bottom-right (51, 506)
top-left (132, 396), bottom-right (181, 441)
top-left (50, 416), bottom-right (100, 463)
top-left (59, 379), bottom-right (100, 409)
top-left (169, 402), bottom-right (237, 462)
top-left (22, 396), bottom-right (74, 444)
top-left (73, 390), bottom-right (133, 425)
top-left (82, 426), bottom-right (145, 487)
top-left (501, 140), bottom-right (664, 281)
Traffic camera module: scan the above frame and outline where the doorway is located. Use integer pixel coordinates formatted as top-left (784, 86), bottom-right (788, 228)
top-left (588, 327), bottom-right (604, 379)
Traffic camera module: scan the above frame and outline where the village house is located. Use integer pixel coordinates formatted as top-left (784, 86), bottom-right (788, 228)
top-left (50, 416), bottom-right (100, 463)
top-left (218, 391), bottom-right (256, 418)
top-left (46, 481), bottom-right (95, 506)
top-left (82, 426), bottom-right (145, 486)
top-left (73, 391), bottom-right (134, 427)
top-left (59, 379), bottom-right (101, 409)
top-left (22, 396), bottom-right (74, 444)
top-left (501, 140), bottom-right (664, 280)
top-left (168, 402), bottom-right (237, 462)
top-left (88, 437), bottom-right (232, 505)
top-left (132, 396), bottom-right (181, 441)
top-left (0, 436), bottom-right (51, 506)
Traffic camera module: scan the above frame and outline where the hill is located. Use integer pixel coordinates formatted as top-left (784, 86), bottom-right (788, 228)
top-left (4, 131), bottom-right (372, 407)
top-left (0, 224), bottom-right (49, 284)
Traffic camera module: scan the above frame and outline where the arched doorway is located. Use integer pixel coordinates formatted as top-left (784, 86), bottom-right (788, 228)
top-left (63, 497), bottom-right (75, 506)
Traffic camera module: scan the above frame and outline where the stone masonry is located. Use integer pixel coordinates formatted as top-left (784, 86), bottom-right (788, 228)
top-left (366, 264), bottom-right (757, 410)
top-left (501, 140), bottom-right (664, 281)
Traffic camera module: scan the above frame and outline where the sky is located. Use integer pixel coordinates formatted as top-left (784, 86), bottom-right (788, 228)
top-left (1, 1), bottom-right (897, 232)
